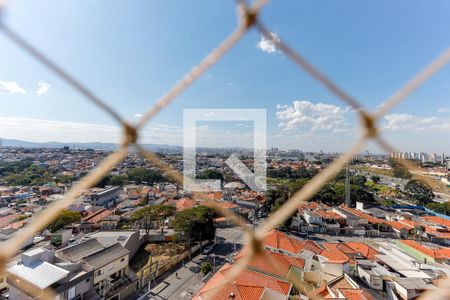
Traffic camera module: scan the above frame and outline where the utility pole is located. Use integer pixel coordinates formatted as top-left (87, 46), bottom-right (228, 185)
top-left (345, 164), bottom-right (351, 207)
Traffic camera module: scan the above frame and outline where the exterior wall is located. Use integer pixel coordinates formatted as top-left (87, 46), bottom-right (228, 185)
top-left (125, 231), bottom-right (141, 259)
top-left (286, 267), bottom-right (303, 285)
top-left (357, 266), bottom-right (382, 290)
top-left (302, 271), bottom-right (335, 285)
top-left (90, 187), bottom-right (121, 207)
top-left (325, 223), bottom-right (340, 232)
top-left (106, 280), bottom-right (139, 300)
top-left (352, 228), bottom-right (366, 235)
top-left (346, 219), bottom-right (360, 227)
top-left (94, 254), bottom-right (129, 285)
top-left (393, 282), bottom-right (409, 300)
top-left (303, 212), bottom-right (323, 225)
top-left (323, 262), bottom-right (344, 277)
top-left (386, 282), bottom-right (400, 300)
top-left (0, 276), bottom-right (7, 291)
top-left (396, 241), bottom-right (434, 263)
top-left (358, 218), bottom-right (369, 225)
top-left (261, 288), bottom-right (289, 300)
top-left (58, 276), bottom-right (93, 300)
top-left (73, 277), bottom-right (93, 299)
top-left (8, 286), bottom-right (32, 300)
top-left (341, 262), bottom-right (349, 275)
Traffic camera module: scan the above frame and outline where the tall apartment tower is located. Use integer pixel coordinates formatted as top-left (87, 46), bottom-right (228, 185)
top-left (446, 158), bottom-right (450, 180)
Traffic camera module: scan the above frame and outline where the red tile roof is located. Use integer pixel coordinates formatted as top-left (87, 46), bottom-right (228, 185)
top-left (385, 220), bottom-right (411, 231)
top-left (308, 284), bottom-right (333, 299)
top-left (3, 219), bottom-right (27, 229)
top-left (399, 240), bottom-right (450, 260)
top-left (323, 243), bottom-right (361, 265)
top-left (319, 248), bottom-right (350, 264)
top-left (339, 288), bottom-right (375, 300)
top-left (264, 230), bottom-right (322, 254)
top-left (206, 192), bottom-right (223, 201)
top-left (194, 263), bottom-right (291, 300)
top-left (0, 214), bottom-right (21, 229)
top-left (315, 209), bottom-right (345, 220)
top-left (176, 198), bottom-right (196, 211)
top-left (131, 198), bottom-right (145, 206)
top-left (399, 219), bottom-right (423, 228)
top-left (345, 242), bottom-right (380, 261)
top-left (82, 208), bottom-right (112, 223)
top-left (340, 206), bottom-right (382, 224)
top-left (425, 226), bottom-right (450, 239)
top-left (235, 248), bottom-right (305, 278)
top-left (421, 215), bottom-right (450, 228)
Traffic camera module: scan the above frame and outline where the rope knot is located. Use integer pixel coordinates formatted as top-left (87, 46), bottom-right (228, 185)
top-left (243, 9), bottom-right (257, 29)
top-left (360, 112), bottom-right (378, 138)
top-left (123, 123), bottom-right (137, 145)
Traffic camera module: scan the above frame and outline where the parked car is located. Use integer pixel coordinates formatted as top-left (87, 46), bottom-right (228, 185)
top-left (202, 245), bottom-right (214, 254)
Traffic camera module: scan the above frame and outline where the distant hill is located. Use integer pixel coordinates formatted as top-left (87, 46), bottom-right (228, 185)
top-left (0, 138), bottom-right (182, 152)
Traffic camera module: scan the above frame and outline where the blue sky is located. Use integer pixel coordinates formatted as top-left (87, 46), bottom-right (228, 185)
top-left (1, 0), bottom-right (450, 152)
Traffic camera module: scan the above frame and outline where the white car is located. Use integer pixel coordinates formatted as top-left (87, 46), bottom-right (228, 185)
top-left (202, 245), bottom-right (214, 254)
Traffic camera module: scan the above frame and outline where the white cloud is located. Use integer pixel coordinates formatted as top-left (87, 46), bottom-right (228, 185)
top-left (133, 113), bottom-right (143, 118)
top-left (204, 111), bottom-right (222, 118)
top-left (0, 80), bottom-right (26, 95)
top-left (257, 32), bottom-right (280, 54)
top-left (0, 117), bottom-right (183, 145)
top-left (382, 113), bottom-right (450, 132)
top-left (276, 100), bottom-right (352, 132)
top-left (36, 80), bottom-right (51, 95)
top-left (438, 107), bottom-right (450, 114)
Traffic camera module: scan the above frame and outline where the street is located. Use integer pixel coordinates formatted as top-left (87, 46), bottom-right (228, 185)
top-left (145, 226), bottom-right (244, 300)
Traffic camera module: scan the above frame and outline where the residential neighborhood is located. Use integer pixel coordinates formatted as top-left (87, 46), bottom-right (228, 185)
top-left (0, 145), bottom-right (448, 299)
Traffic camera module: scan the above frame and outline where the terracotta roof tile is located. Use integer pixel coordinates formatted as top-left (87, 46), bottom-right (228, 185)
top-left (399, 240), bottom-right (450, 260)
top-left (319, 248), bottom-right (350, 264)
top-left (194, 263), bottom-right (292, 300)
top-left (345, 242), bottom-right (380, 261)
top-left (176, 198), bottom-right (196, 211)
top-left (421, 215), bottom-right (450, 228)
top-left (235, 248), bottom-right (305, 278)
top-left (264, 230), bottom-right (322, 254)
top-left (339, 288), bottom-right (375, 300)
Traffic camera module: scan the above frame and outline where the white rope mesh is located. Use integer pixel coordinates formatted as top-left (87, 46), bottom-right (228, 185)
top-left (0, 1), bottom-right (448, 299)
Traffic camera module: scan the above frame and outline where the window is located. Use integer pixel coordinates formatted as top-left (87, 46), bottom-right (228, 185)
top-left (97, 270), bottom-right (101, 276)
top-left (85, 278), bottom-right (90, 283)
top-left (120, 257), bottom-right (125, 262)
top-left (68, 286), bottom-right (76, 300)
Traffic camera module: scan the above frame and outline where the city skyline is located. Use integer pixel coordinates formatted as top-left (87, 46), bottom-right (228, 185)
top-left (1, 1), bottom-right (450, 152)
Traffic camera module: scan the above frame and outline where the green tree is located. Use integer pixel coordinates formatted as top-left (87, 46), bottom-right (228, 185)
top-left (351, 175), bottom-right (367, 187)
top-left (200, 262), bottom-right (212, 275)
top-left (405, 179), bottom-right (434, 204)
top-left (371, 175), bottom-right (381, 184)
top-left (0, 159), bottom-right (33, 176)
top-left (47, 210), bottom-right (82, 232)
top-left (173, 206), bottom-right (215, 256)
top-left (270, 201), bottom-right (294, 230)
top-left (109, 174), bottom-right (128, 186)
top-left (127, 168), bottom-right (163, 184)
top-left (389, 158), bottom-right (412, 179)
top-left (132, 205), bottom-right (175, 238)
top-left (426, 202), bottom-right (450, 215)
top-left (196, 169), bottom-right (224, 180)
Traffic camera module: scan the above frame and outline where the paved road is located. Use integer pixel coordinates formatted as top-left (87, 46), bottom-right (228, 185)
top-left (146, 227), bottom-right (244, 300)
